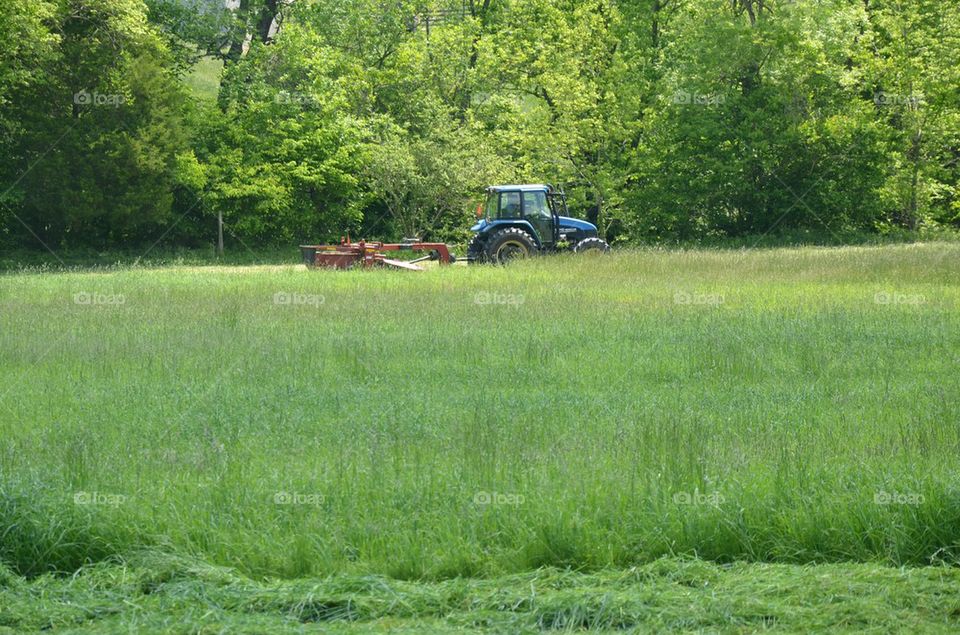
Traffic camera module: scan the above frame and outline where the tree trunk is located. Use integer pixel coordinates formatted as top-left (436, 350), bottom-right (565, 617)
top-left (457, 0), bottom-right (493, 117)
top-left (652, 0), bottom-right (661, 48)
top-left (256, 0), bottom-right (281, 43)
top-left (224, 0), bottom-right (250, 64)
top-left (217, 210), bottom-right (224, 257)
top-left (905, 129), bottom-right (922, 230)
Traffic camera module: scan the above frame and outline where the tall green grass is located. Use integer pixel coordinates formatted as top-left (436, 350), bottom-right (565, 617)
top-left (1, 243), bottom-right (958, 579)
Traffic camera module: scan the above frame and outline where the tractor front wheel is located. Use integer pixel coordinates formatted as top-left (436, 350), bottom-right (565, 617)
top-left (573, 237), bottom-right (610, 254)
top-left (486, 228), bottom-right (536, 264)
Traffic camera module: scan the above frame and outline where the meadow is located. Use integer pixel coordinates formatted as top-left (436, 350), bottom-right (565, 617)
top-left (1, 243), bottom-right (959, 631)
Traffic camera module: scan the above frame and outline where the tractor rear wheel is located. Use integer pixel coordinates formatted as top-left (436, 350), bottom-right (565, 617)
top-left (486, 228), bottom-right (537, 264)
top-left (466, 235), bottom-right (486, 264)
top-left (573, 237), bottom-right (610, 254)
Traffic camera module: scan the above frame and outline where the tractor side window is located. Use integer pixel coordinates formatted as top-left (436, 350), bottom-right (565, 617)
top-left (500, 192), bottom-right (521, 218)
top-left (485, 192), bottom-right (498, 219)
top-left (522, 192), bottom-right (551, 219)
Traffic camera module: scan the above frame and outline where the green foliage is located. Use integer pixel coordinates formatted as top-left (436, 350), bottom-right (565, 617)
top-left (144, 0), bottom-right (237, 70)
top-left (1, 0), bottom-right (958, 248)
top-left (624, 0), bottom-right (887, 239)
top-left (857, 0), bottom-right (960, 229)
top-left (193, 26), bottom-right (368, 245)
top-left (1, 0), bottom-right (192, 249)
top-left (0, 0), bottom-right (59, 140)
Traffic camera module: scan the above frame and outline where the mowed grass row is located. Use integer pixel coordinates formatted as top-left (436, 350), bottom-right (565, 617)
top-left (4, 553), bottom-right (960, 633)
top-left (0, 244), bottom-right (958, 579)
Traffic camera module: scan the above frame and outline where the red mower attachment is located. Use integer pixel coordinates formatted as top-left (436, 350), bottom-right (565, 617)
top-left (300, 238), bottom-right (455, 271)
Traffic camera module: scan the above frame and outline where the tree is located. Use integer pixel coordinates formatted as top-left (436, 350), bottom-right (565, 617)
top-left (3, 0), bottom-right (957, 250)
top-left (623, 0), bottom-right (888, 239)
top-left (858, 0), bottom-right (960, 229)
top-left (0, 0), bottom-right (59, 235)
top-left (192, 19), bottom-right (368, 245)
top-left (4, 0), bottom-right (192, 248)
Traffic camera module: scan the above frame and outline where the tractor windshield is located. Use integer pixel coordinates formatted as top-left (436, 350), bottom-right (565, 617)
top-left (485, 190), bottom-right (524, 220)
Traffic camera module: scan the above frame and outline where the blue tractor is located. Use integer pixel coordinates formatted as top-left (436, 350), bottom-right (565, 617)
top-left (467, 184), bottom-right (610, 264)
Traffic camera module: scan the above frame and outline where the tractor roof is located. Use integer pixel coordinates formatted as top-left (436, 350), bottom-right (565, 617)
top-left (487, 184), bottom-right (551, 193)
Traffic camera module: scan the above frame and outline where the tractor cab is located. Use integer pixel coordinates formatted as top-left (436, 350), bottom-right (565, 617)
top-left (468, 184), bottom-right (609, 263)
top-left (480, 185), bottom-right (560, 246)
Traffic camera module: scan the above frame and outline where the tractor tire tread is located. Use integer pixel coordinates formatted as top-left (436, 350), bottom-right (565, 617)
top-left (485, 228), bottom-right (537, 264)
top-left (573, 237), bottom-right (610, 253)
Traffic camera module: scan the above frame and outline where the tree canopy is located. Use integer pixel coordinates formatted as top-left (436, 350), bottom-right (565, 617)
top-left (1, 0), bottom-right (957, 250)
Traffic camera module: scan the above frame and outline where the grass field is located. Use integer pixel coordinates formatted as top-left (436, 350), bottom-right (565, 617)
top-left (1, 243), bottom-right (959, 631)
